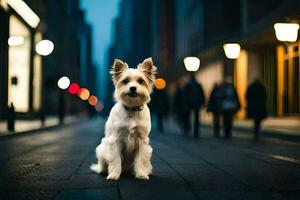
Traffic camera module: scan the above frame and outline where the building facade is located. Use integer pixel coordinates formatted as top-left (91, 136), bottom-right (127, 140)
top-left (105, 0), bottom-right (300, 118)
top-left (175, 0), bottom-right (300, 118)
top-left (0, 0), bottom-right (96, 119)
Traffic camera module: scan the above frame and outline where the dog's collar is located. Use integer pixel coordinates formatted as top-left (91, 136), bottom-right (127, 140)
top-left (123, 104), bottom-right (144, 117)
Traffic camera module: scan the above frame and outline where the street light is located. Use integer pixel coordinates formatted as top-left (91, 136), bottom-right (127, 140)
top-left (223, 43), bottom-right (241, 59)
top-left (274, 23), bottom-right (299, 42)
top-left (8, 36), bottom-right (24, 46)
top-left (7, 0), bottom-right (40, 28)
top-left (184, 57), bottom-right (200, 72)
top-left (57, 76), bottom-right (70, 89)
top-left (36, 40), bottom-right (54, 56)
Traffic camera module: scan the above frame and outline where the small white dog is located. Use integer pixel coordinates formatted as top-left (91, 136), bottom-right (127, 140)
top-left (90, 57), bottom-right (157, 180)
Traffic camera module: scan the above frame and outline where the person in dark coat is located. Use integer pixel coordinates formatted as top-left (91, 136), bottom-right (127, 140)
top-left (173, 86), bottom-right (186, 133)
top-left (219, 78), bottom-right (240, 138)
top-left (246, 79), bottom-right (267, 141)
top-left (7, 102), bottom-right (15, 131)
top-left (58, 91), bottom-right (65, 124)
top-left (183, 76), bottom-right (205, 138)
top-left (207, 83), bottom-right (222, 137)
top-left (150, 88), bottom-right (169, 133)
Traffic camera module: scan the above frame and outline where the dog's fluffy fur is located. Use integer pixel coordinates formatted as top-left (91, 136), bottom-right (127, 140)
top-left (90, 57), bottom-right (157, 180)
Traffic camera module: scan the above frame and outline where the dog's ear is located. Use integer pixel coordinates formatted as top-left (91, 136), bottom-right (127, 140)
top-left (110, 59), bottom-right (128, 84)
top-left (138, 57), bottom-right (157, 83)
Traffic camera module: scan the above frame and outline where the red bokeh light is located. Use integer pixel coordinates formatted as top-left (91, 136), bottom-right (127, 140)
top-left (68, 83), bottom-right (80, 94)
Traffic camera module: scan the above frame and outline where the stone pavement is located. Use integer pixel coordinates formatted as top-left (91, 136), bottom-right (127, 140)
top-left (0, 118), bottom-right (300, 200)
top-left (200, 114), bottom-right (300, 141)
top-left (201, 114), bottom-right (300, 134)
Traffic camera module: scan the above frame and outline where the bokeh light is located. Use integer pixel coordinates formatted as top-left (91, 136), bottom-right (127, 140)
top-left (155, 78), bottom-right (166, 90)
top-left (88, 95), bottom-right (98, 106)
top-left (57, 76), bottom-right (70, 89)
top-left (36, 40), bottom-right (54, 56)
top-left (223, 43), bottom-right (241, 59)
top-left (95, 101), bottom-right (104, 112)
top-left (78, 88), bottom-right (90, 100)
top-left (68, 82), bottom-right (80, 94)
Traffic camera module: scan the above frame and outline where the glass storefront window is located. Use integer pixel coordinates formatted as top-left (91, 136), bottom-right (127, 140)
top-left (8, 15), bottom-right (31, 112)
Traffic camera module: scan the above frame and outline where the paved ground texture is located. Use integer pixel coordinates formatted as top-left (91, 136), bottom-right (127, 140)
top-left (0, 118), bottom-right (300, 200)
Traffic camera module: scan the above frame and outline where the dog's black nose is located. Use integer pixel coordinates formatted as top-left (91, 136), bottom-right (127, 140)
top-left (130, 87), bottom-right (136, 92)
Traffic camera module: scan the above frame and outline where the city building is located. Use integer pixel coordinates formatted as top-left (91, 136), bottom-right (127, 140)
top-left (0, 0), bottom-right (96, 120)
top-left (105, 0), bottom-right (176, 112)
top-left (105, 0), bottom-right (300, 119)
top-left (175, 0), bottom-right (300, 118)
top-left (105, 0), bottom-right (154, 112)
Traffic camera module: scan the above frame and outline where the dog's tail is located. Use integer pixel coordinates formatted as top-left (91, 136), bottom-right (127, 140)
top-left (90, 163), bottom-right (101, 174)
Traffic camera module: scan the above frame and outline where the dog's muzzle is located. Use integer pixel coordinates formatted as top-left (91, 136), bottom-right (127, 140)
top-left (127, 91), bottom-right (138, 98)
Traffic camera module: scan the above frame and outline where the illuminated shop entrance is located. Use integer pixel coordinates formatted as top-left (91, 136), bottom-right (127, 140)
top-left (8, 15), bottom-right (31, 112)
top-left (277, 41), bottom-right (300, 116)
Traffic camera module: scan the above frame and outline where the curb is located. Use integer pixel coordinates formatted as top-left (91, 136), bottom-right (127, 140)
top-left (202, 124), bottom-right (300, 142)
top-left (234, 126), bottom-right (300, 142)
top-left (0, 118), bottom-right (89, 140)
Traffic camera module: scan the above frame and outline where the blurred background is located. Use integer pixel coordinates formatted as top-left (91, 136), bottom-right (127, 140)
top-left (0, 0), bottom-right (299, 133)
top-left (1, 1), bottom-right (300, 199)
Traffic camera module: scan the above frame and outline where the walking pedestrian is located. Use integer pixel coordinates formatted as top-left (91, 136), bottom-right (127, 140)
top-left (58, 91), bottom-right (65, 124)
top-left (173, 85), bottom-right (186, 133)
top-left (150, 88), bottom-right (169, 133)
top-left (219, 78), bottom-right (240, 138)
top-left (7, 102), bottom-right (15, 131)
top-left (207, 83), bottom-right (222, 137)
top-left (246, 79), bottom-right (267, 141)
top-left (183, 76), bottom-right (205, 138)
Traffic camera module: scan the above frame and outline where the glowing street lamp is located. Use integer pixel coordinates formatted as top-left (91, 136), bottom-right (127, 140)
top-left (7, 0), bottom-right (40, 28)
top-left (274, 23), bottom-right (299, 42)
top-left (36, 40), bottom-right (54, 56)
top-left (57, 76), bottom-right (70, 89)
top-left (223, 43), bottom-right (241, 59)
top-left (184, 57), bottom-right (200, 72)
top-left (8, 36), bottom-right (24, 46)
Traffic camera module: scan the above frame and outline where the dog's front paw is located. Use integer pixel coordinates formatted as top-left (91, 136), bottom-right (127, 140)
top-left (106, 173), bottom-right (120, 181)
top-left (135, 173), bottom-right (149, 180)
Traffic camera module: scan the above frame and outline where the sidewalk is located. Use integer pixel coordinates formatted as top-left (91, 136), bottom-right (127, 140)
top-left (160, 114), bottom-right (300, 141)
top-left (202, 114), bottom-right (300, 140)
top-left (0, 115), bottom-right (82, 137)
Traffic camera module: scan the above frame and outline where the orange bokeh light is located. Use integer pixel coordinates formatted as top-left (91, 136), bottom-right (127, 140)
top-left (77, 88), bottom-right (90, 100)
top-left (155, 78), bottom-right (166, 90)
top-left (88, 95), bottom-right (98, 106)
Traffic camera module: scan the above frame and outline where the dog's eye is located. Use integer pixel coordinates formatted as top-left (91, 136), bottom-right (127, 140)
top-left (122, 79), bottom-right (129, 84)
top-left (137, 79), bottom-right (144, 84)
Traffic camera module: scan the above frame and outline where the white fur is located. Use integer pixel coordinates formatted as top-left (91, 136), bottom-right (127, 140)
top-left (90, 58), bottom-right (156, 180)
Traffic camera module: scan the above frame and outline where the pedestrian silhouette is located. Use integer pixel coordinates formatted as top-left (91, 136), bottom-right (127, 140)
top-left (150, 88), bottom-right (169, 133)
top-left (207, 83), bottom-right (222, 137)
top-left (219, 78), bottom-right (240, 138)
top-left (183, 76), bottom-right (205, 138)
top-left (246, 79), bottom-right (267, 141)
top-left (173, 84), bottom-right (186, 133)
top-left (7, 102), bottom-right (15, 131)
top-left (58, 91), bottom-right (65, 124)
